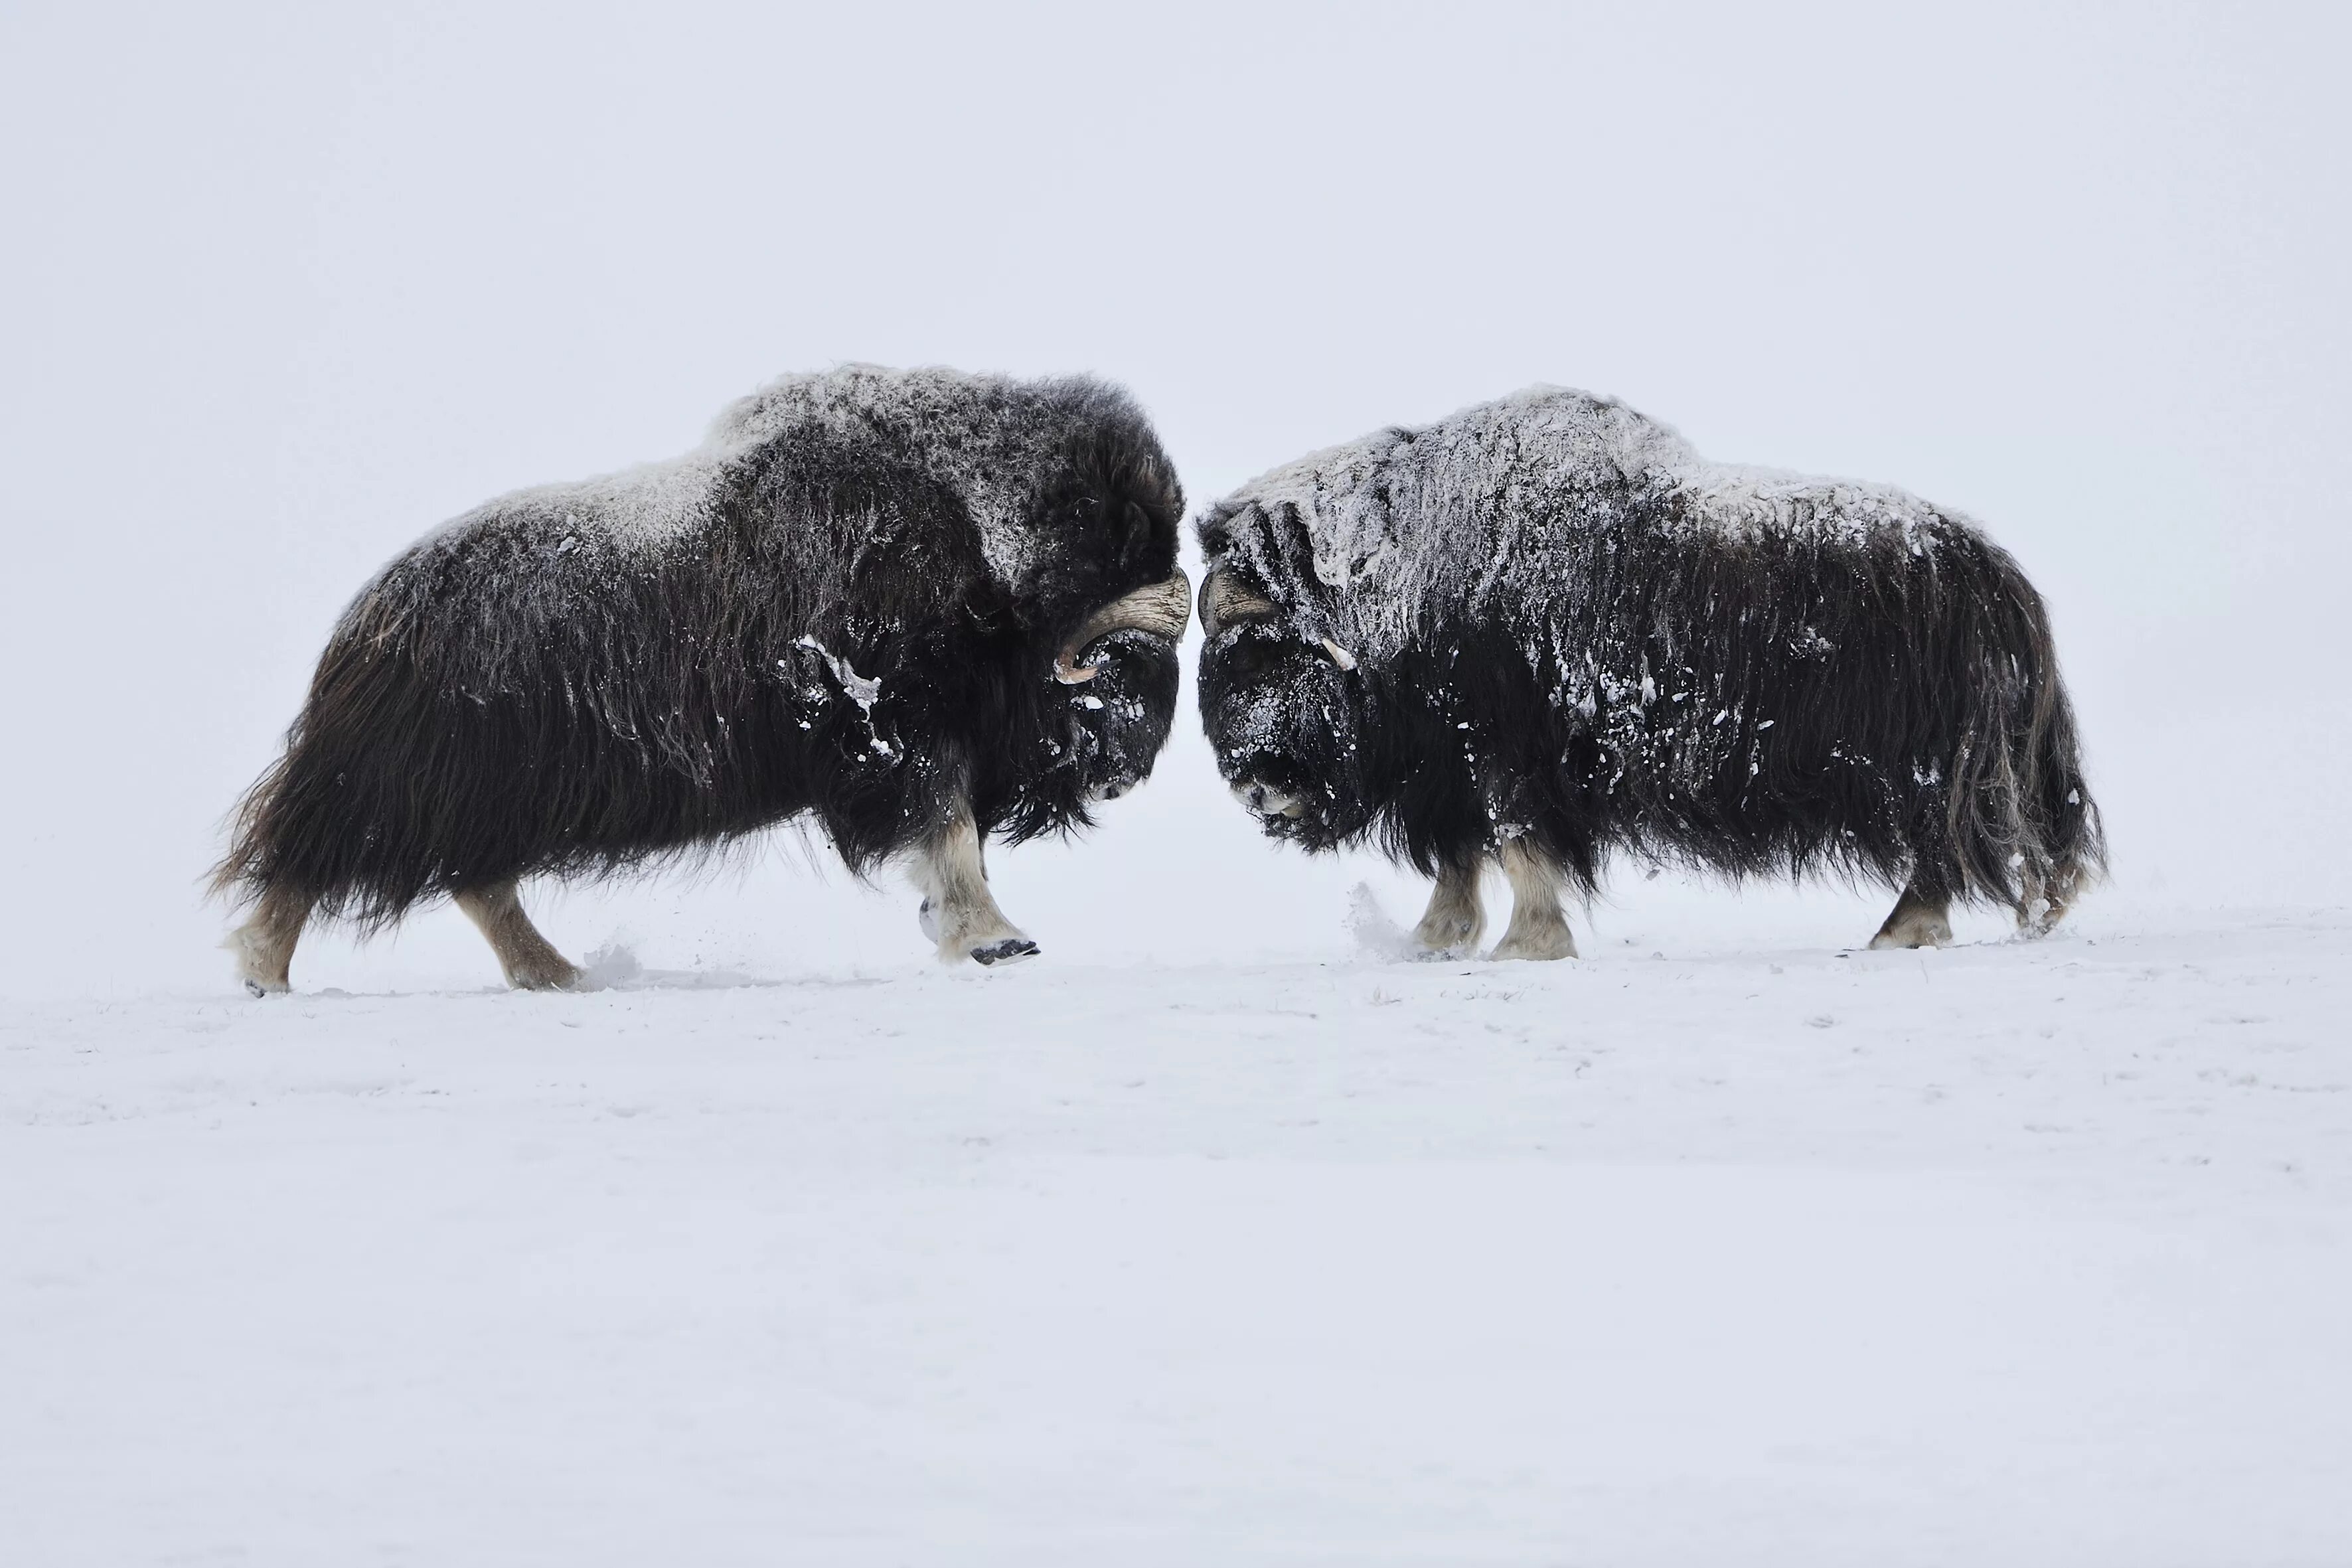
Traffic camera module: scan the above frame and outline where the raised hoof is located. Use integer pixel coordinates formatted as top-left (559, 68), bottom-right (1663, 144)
top-left (917, 898), bottom-right (941, 943)
top-left (971, 937), bottom-right (1040, 967)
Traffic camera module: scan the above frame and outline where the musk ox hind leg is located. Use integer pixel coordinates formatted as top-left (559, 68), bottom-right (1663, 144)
top-left (226, 884), bottom-right (311, 996)
top-left (454, 880), bottom-right (582, 991)
top-left (909, 795), bottom-right (1038, 967)
top-left (1491, 839), bottom-right (1579, 961)
top-left (1413, 856), bottom-right (1487, 955)
top-left (1867, 877), bottom-right (1954, 951)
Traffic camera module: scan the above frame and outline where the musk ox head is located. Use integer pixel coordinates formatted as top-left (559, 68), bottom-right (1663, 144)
top-left (1020, 401), bottom-right (1187, 653)
top-left (724, 364), bottom-right (1192, 694)
top-left (1194, 561), bottom-right (1375, 849)
top-left (1021, 390), bottom-right (1190, 810)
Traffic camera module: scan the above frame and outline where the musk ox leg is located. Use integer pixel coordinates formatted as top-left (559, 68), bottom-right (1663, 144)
top-left (1867, 878), bottom-right (1954, 950)
top-left (1413, 856), bottom-right (1486, 955)
top-left (910, 797), bottom-right (1038, 967)
top-left (454, 880), bottom-right (582, 990)
top-left (2017, 865), bottom-right (2075, 937)
top-left (226, 884), bottom-right (311, 996)
top-left (1490, 839), bottom-right (1578, 961)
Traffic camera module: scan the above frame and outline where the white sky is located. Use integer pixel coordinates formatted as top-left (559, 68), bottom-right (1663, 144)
top-left (3, 1), bottom-right (2345, 995)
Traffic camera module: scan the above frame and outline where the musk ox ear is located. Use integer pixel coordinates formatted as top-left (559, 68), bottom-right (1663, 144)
top-left (1198, 568), bottom-right (1279, 639)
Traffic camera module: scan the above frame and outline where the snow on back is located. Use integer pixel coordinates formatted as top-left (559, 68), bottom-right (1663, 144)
top-left (706, 364), bottom-right (1109, 587)
top-left (459, 445), bottom-right (743, 546)
top-left (434, 364), bottom-right (1113, 588)
top-left (1210, 386), bottom-right (1962, 665)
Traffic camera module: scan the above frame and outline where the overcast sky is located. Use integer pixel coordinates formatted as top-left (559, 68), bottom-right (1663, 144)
top-left (3, 1), bottom-right (2345, 995)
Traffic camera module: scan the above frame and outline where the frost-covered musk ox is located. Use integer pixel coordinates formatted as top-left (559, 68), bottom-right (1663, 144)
top-left (216, 365), bottom-right (1189, 992)
top-left (1196, 386), bottom-right (2102, 957)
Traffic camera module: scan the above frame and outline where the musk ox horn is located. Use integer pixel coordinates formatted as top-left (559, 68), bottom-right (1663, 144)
top-left (1318, 637), bottom-right (1358, 671)
top-left (1054, 570), bottom-right (1193, 684)
top-left (1198, 568), bottom-right (1279, 640)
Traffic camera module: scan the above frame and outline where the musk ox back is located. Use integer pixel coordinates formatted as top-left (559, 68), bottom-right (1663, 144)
top-left (217, 364), bottom-right (1190, 992)
top-left (1197, 386), bottom-right (2102, 957)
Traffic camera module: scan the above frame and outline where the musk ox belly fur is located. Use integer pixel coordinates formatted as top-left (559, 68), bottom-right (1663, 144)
top-left (216, 364), bottom-right (1188, 947)
top-left (1196, 385), bottom-right (2104, 931)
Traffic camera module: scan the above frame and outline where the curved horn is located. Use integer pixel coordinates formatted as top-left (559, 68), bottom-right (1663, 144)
top-left (1054, 570), bottom-right (1192, 684)
top-left (1198, 568), bottom-right (1279, 641)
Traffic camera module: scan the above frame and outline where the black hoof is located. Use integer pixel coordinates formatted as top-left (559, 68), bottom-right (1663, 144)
top-left (243, 979), bottom-right (268, 999)
top-left (971, 938), bottom-right (1040, 967)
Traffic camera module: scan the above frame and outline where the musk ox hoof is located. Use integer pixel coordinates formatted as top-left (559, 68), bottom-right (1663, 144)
top-left (1413, 913), bottom-right (1483, 956)
top-left (971, 937), bottom-right (1040, 967)
top-left (1490, 928), bottom-right (1579, 961)
top-left (242, 978), bottom-right (272, 999)
top-left (1867, 921), bottom-right (1952, 951)
top-left (1868, 897), bottom-right (1953, 951)
top-left (503, 960), bottom-right (582, 992)
top-left (917, 898), bottom-right (941, 943)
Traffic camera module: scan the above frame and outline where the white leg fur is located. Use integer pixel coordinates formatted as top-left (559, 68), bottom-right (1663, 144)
top-left (1868, 880), bottom-right (1954, 950)
top-left (455, 880), bottom-right (582, 990)
top-left (909, 796), bottom-right (1038, 967)
top-left (1491, 839), bottom-right (1578, 961)
top-left (226, 884), bottom-right (310, 996)
top-left (1413, 858), bottom-right (1486, 954)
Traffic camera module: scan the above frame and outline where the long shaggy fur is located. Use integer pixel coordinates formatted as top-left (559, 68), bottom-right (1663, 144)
top-left (1197, 386), bottom-right (2104, 924)
top-left (217, 365), bottom-right (1184, 932)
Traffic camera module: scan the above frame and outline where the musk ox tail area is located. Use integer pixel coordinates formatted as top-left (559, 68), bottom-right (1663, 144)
top-left (1938, 549), bottom-right (2106, 929)
top-left (210, 621), bottom-right (509, 936)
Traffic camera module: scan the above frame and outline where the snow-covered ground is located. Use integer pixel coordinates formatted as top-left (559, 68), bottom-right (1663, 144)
top-left (7, 901), bottom-right (2347, 1566)
top-left (8, 5), bottom-right (2351, 1562)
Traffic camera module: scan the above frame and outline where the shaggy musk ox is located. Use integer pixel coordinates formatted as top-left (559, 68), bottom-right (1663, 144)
top-left (1197, 386), bottom-right (2103, 957)
top-left (216, 365), bottom-right (1189, 992)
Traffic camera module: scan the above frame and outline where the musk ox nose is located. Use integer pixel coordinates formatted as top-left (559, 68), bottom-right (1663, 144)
top-left (1233, 778), bottom-right (1306, 820)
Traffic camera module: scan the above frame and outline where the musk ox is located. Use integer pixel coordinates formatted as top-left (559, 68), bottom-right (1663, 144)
top-left (1197, 386), bottom-right (2102, 957)
top-left (216, 364), bottom-right (1189, 992)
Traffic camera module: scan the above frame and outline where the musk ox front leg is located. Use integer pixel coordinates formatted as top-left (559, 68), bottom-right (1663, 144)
top-left (909, 795), bottom-right (1038, 967)
top-left (1867, 877), bottom-right (1954, 950)
top-left (226, 884), bottom-right (311, 996)
top-left (1491, 839), bottom-right (1578, 961)
top-left (454, 880), bottom-right (582, 990)
top-left (1413, 856), bottom-right (1486, 955)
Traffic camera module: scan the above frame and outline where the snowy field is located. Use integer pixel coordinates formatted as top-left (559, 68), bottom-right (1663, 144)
top-left (7, 898), bottom-right (2348, 1566)
top-left (9, 2), bottom-right (2352, 1563)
